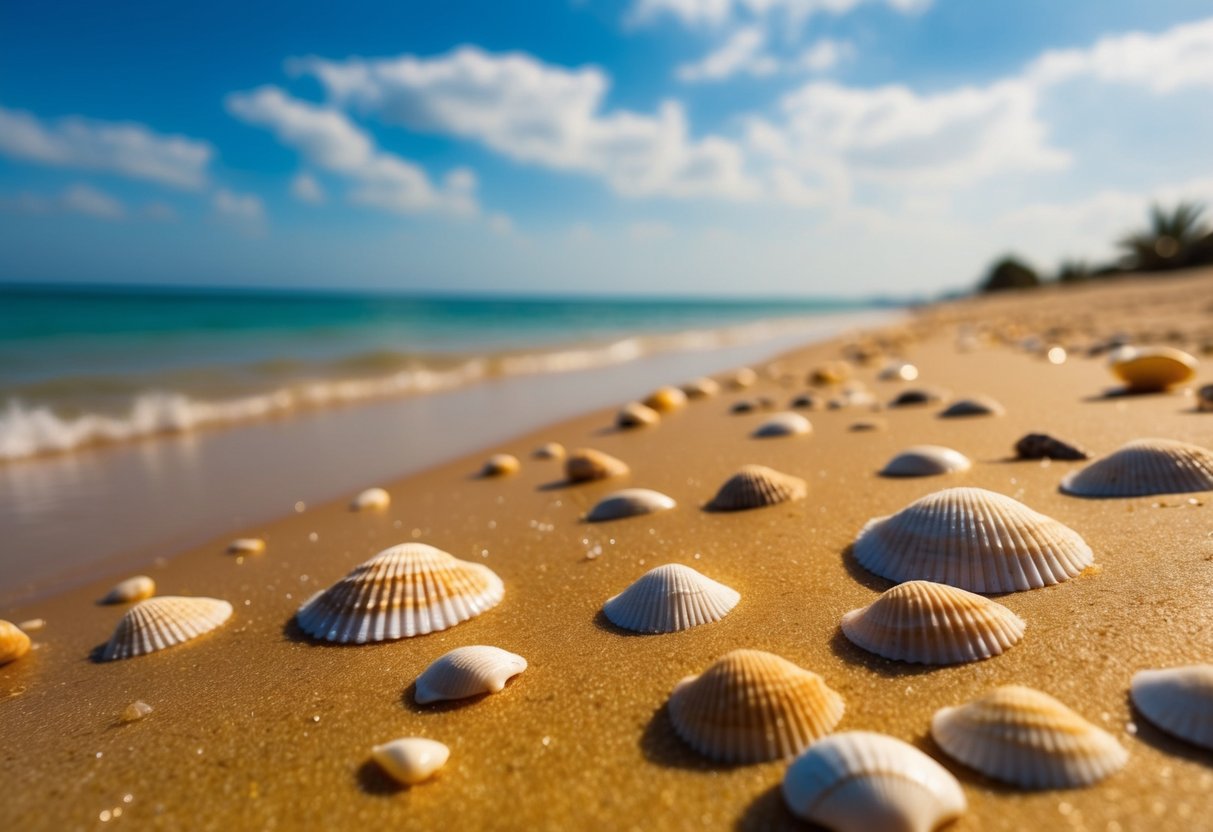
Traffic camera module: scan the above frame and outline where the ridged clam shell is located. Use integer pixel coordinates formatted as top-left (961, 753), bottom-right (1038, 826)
top-left (1130, 665), bottom-right (1213, 750)
top-left (643, 386), bottom-right (687, 413)
top-left (667, 649), bottom-right (845, 763)
top-left (0, 620), bottom-right (31, 665)
top-left (840, 581), bottom-right (1025, 665)
top-left (602, 564), bottom-right (739, 633)
top-left (480, 453), bottom-right (520, 477)
top-left (227, 537), bottom-right (266, 555)
top-left (1014, 433), bottom-right (1088, 461)
top-left (1110, 346), bottom-right (1197, 391)
top-left (586, 488), bottom-right (676, 522)
top-left (939, 396), bottom-right (1005, 418)
top-left (565, 448), bottom-right (630, 482)
top-left (100, 596), bottom-right (233, 661)
top-left (854, 487), bottom-right (1093, 593)
top-left (350, 487), bottom-right (390, 511)
top-left (707, 464), bottom-right (806, 511)
top-left (681, 377), bottom-right (720, 398)
top-left (782, 731), bottom-right (967, 832)
top-left (880, 446), bottom-right (972, 478)
top-left (752, 412), bottom-right (812, 438)
top-left (372, 737), bottom-right (449, 786)
top-left (931, 685), bottom-right (1127, 789)
top-left (1060, 438), bottom-right (1213, 497)
top-left (414, 645), bottom-right (528, 704)
top-left (616, 401), bottom-right (660, 428)
top-left (296, 543), bottom-right (504, 642)
top-left (102, 575), bottom-right (156, 604)
top-left (890, 388), bottom-right (948, 408)
top-left (531, 442), bottom-right (565, 460)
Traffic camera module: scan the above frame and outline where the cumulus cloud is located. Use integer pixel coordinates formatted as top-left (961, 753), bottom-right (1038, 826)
top-left (676, 26), bottom-right (778, 82)
top-left (627, 0), bottom-right (928, 30)
top-left (290, 171), bottom-right (326, 204)
top-left (793, 38), bottom-right (855, 72)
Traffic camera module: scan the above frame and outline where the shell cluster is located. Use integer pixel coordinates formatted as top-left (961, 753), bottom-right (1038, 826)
top-left (1130, 665), bottom-right (1213, 750)
top-left (585, 488), bottom-right (676, 522)
top-left (880, 445), bottom-right (971, 478)
top-left (100, 596), bottom-right (233, 661)
top-left (1061, 438), bottom-right (1213, 497)
top-left (707, 465), bottom-right (806, 511)
top-left (414, 645), bottom-right (527, 705)
top-left (602, 564), bottom-right (739, 634)
top-left (565, 448), bottom-right (629, 483)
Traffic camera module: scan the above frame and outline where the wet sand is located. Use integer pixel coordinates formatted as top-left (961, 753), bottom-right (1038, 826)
top-left (3, 272), bottom-right (1213, 831)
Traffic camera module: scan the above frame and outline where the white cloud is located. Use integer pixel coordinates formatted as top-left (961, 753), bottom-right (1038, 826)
top-left (61, 183), bottom-right (125, 219)
top-left (627, 0), bottom-right (928, 30)
top-left (213, 188), bottom-right (266, 234)
top-left (676, 26), bottom-right (778, 82)
top-left (290, 171), bottom-right (326, 204)
top-left (794, 38), bottom-right (855, 72)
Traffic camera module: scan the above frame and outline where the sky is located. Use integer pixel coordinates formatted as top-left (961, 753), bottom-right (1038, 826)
top-left (2, 0), bottom-right (1213, 298)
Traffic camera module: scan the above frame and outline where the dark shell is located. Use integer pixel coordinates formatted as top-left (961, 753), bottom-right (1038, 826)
top-left (1014, 433), bottom-right (1089, 461)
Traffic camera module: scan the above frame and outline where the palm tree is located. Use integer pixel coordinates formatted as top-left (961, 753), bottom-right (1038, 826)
top-left (1118, 202), bottom-right (1210, 271)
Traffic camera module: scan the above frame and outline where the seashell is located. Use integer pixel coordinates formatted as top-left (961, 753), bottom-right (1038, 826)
top-left (726, 368), bottom-right (757, 389)
top-left (1014, 433), bottom-right (1088, 461)
top-left (120, 700), bottom-right (154, 723)
top-left (0, 620), bottom-right (31, 665)
top-left (17, 618), bottom-right (45, 632)
top-left (480, 453), bottom-right (520, 477)
top-left (707, 465), bottom-right (807, 511)
top-left (667, 649), bottom-right (844, 763)
top-left (1197, 384), bottom-right (1213, 412)
top-left (681, 377), bottom-right (720, 398)
top-left (889, 387), bottom-right (948, 408)
top-left (227, 537), bottom-right (267, 555)
top-left (752, 412), bottom-right (812, 438)
top-left (1060, 438), bottom-right (1213, 497)
top-left (350, 487), bottom-right (390, 511)
top-left (1110, 346), bottom-right (1197, 392)
top-left (371, 737), bottom-right (450, 786)
top-left (414, 645), bottom-right (528, 704)
top-left (878, 362), bottom-right (920, 382)
top-left (532, 442), bottom-right (565, 460)
top-left (643, 386), bottom-right (688, 413)
top-left (809, 362), bottom-right (852, 386)
top-left (854, 487), bottom-right (1093, 593)
top-left (603, 564), bottom-right (739, 633)
top-left (939, 396), bottom-right (1005, 418)
top-left (1130, 665), bottom-right (1213, 750)
top-left (100, 596), bottom-right (233, 661)
top-left (782, 731), bottom-right (967, 832)
top-left (102, 575), bottom-right (156, 605)
top-left (790, 392), bottom-right (825, 410)
top-left (880, 445), bottom-right (972, 478)
top-left (730, 399), bottom-right (759, 414)
top-left (297, 543), bottom-right (503, 643)
top-left (849, 419), bottom-right (886, 432)
top-left (840, 581), bottom-right (1025, 665)
top-left (586, 488), bottom-right (676, 522)
top-left (564, 448), bottom-right (629, 483)
top-left (616, 401), bottom-right (660, 429)
top-left (931, 685), bottom-right (1128, 789)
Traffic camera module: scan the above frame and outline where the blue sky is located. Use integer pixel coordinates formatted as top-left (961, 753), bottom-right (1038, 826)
top-left (2, 0), bottom-right (1212, 296)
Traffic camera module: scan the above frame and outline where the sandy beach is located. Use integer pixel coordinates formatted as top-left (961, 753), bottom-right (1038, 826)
top-left (4, 271), bottom-right (1213, 831)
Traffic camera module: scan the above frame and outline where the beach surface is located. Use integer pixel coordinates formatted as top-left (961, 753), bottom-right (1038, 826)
top-left (3, 271), bottom-right (1213, 831)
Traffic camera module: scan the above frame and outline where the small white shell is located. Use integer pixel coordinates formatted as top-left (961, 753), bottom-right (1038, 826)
top-left (100, 596), bottom-right (233, 661)
top-left (414, 645), bottom-right (528, 704)
top-left (586, 488), bottom-right (676, 522)
top-left (939, 396), bottom-right (1005, 418)
top-left (616, 401), bottom-right (661, 428)
top-left (350, 487), bottom-right (390, 511)
top-left (603, 564), bottom-right (739, 633)
top-left (1130, 665), bottom-right (1213, 750)
top-left (707, 465), bottom-right (807, 511)
top-left (371, 737), bottom-right (450, 786)
top-left (880, 446), bottom-right (972, 477)
top-left (752, 412), bottom-right (812, 438)
top-left (782, 731), bottom-right (967, 832)
top-left (1060, 438), bottom-right (1213, 497)
top-left (227, 538), bottom-right (266, 555)
top-left (101, 575), bottom-right (156, 605)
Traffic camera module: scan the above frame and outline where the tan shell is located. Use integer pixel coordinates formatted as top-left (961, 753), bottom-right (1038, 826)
top-left (809, 362), bottom-right (852, 386)
top-left (726, 368), bottom-right (757, 389)
top-left (372, 738), bottom-right (450, 786)
top-left (707, 464), bottom-right (807, 511)
top-left (1060, 438), bottom-right (1213, 497)
top-left (227, 537), bottom-right (267, 555)
top-left (840, 581), bottom-right (1026, 665)
top-left (681, 377), bottom-right (720, 398)
top-left (752, 412), bottom-right (812, 438)
top-left (0, 620), bottom-right (31, 665)
top-left (1130, 665), bottom-right (1213, 750)
top-left (296, 543), bottom-right (504, 642)
top-left (101, 575), bottom-right (156, 604)
top-left (100, 596), bottom-right (233, 661)
top-left (877, 361), bottom-right (920, 382)
top-left (643, 386), bottom-right (688, 413)
top-left (350, 487), bottom-right (390, 511)
top-left (616, 401), bottom-right (660, 428)
top-left (480, 453), bottom-right (520, 477)
top-left (667, 649), bottom-right (845, 763)
top-left (565, 448), bottom-right (629, 483)
top-left (603, 564), bottom-right (739, 633)
top-left (531, 442), bottom-right (565, 460)
top-left (939, 396), bottom-right (1005, 418)
top-left (880, 445), bottom-right (972, 477)
top-left (586, 488), bottom-right (676, 522)
top-left (931, 685), bottom-right (1128, 789)
top-left (1110, 346), bottom-right (1197, 391)
top-left (414, 645), bottom-right (527, 705)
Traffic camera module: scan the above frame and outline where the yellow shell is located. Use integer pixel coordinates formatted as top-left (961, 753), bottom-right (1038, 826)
top-left (0, 620), bottom-right (31, 665)
top-left (564, 448), bottom-right (629, 483)
top-left (616, 401), bottom-right (660, 428)
top-left (350, 487), bottom-right (391, 511)
top-left (480, 453), bottom-right (520, 477)
top-left (1110, 346), bottom-right (1197, 391)
top-left (809, 362), bottom-right (852, 386)
top-left (643, 386), bottom-right (688, 413)
top-left (227, 537), bottom-right (267, 555)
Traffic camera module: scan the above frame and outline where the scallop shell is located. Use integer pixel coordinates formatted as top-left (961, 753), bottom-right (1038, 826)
top-left (880, 446), bottom-right (972, 478)
top-left (1130, 665), bottom-right (1213, 750)
top-left (100, 596), bottom-right (233, 661)
top-left (227, 537), bottom-right (267, 555)
top-left (480, 453), bottom-right (520, 477)
top-left (0, 620), bottom-right (31, 665)
top-left (101, 575), bottom-right (156, 604)
top-left (564, 448), bottom-right (630, 483)
top-left (1060, 438), bottom-right (1213, 497)
top-left (585, 488), bottom-right (676, 522)
top-left (727, 368), bottom-right (757, 389)
top-left (1110, 346), bottom-right (1197, 391)
top-left (371, 737), bottom-right (450, 786)
top-left (939, 396), bottom-right (1005, 418)
top-left (707, 464), bottom-right (807, 511)
top-left (643, 386), bottom-right (688, 413)
top-left (681, 377), bottom-right (720, 398)
top-left (889, 388), bottom-right (948, 408)
top-left (752, 412), bottom-right (812, 438)
top-left (351, 487), bottom-right (390, 511)
top-left (602, 564), bottom-right (739, 633)
top-left (296, 543), bottom-right (504, 643)
top-left (853, 487), bottom-right (1093, 593)
top-left (414, 645), bottom-right (528, 704)
top-left (667, 649), bottom-right (845, 763)
top-left (931, 685), bottom-right (1128, 789)
top-left (1014, 433), bottom-right (1088, 461)
top-left (616, 401), bottom-right (660, 428)
top-left (840, 581), bottom-right (1026, 665)
top-left (877, 361), bottom-right (920, 382)
top-left (532, 442), bottom-right (565, 460)
top-left (782, 731), bottom-right (967, 832)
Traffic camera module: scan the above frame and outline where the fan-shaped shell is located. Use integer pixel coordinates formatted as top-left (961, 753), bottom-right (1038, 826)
top-left (227, 537), bottom-right (266, 555)
top-left (681, 377), bottom-right (720, 398)
top-left (707, 464), bottom-right (807, 511)
top-left (602, 564), bottom-right (739, 633)
top-left (350, 487), bottom-right (390, 511)
top-left (102, 575), bottom-right (156, 604)
top-left (752, 412), bottom-right (812, 438)
top-left (1110, 346), bottom-right (1197, 391)
top-left (100, 596), bottom-right (233, 661)
top-left (643, 386), bottom-right (687, 413)
top-left (667, 649), bottom-right (844, 763)
top-left (585, 488), bottom-right (676, 522)
top-left (565, 448), bottom-right (629, 483)
top-left (414, 645), bottom-right (528, 704)
top-left (296, 543), bottom-right (504, 643)
top-left (371, 737), bottom-right (449, 786)
top-left (1130, 665), bottom-right (1213, 750)
top-left (1014, 433), bottom-right (1088, 461)
top-left (880, 446), bottom-right (972, 478)
top-left (782, 731), bottom-right (967, 832)
top-left (890, 388), bottom-right (948, 408)
top-left (616, 401), bottom-right (660, 428)
top-left (0, 620), bottom-right (31, 665)
top-left (840, 581), bottom-right (1025, 665)
top-left (532, 442), bottom-right (565, 460)
top-left (480, 453), bottom-right (520, 477)
top-left (939, 396), bottom-right (1005, 418)
top-left (853, 487), bottom-right (1093, 593)
top-left (931, 685), bottom-right (1128, 789)
top-left (1060, 438), bottom-right (1213, 497)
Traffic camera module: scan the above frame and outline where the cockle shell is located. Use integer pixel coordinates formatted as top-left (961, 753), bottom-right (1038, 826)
top-left (667, 649), bottom-right (845, 763)
top-left (616, 401), bottom-right (661, 428)
top-left (880, 446), bottom-right (972, 478)
top-left (102, 575), bottom-right (156, 605)
top-left (840, 581), bottom-right (1026, 665)
top-left (931, 685), bottom-right (1128, 789)
top-left (532, 442), bottom-right (566, 460)
top-left (681, 377), bottom-right (720, 398)
top-left (1060, 438), bottom-right (1213, 497)
top-left (939, 396), bottom-right (1005, 418)
top-left (1014, 433), bottom-right (1088, 461)
top-left (351, 487), bottom-right (391, 511)
top-left (296, 543), bottom-right (504, 642)
top-left (100, 596), bottom-right (233, 661)
top-left (371, 738), bottom-right (449, 786)
top-left (227, 537), bottom-right (266, 555)
top-left (707, 464), bottom-right (807, 511)
top-left (0, 620), bottom-right (31, 665)
top-left (782, 731), bottom-right (967, 832)
top-left (890, 388), bottom-right (948, 408)
top-left (752, 412), bottom-right (812, 438)
top-left (414, 645), bottom-right (528, 704)
top-left (586, 488), bottom-right (676, 522)
top-left (1130, 665), bottom-right (1213, 750)
top-left (878, 362), bottom-right (920, 382)
top-left (643, 386), bottom-right (688, 413)
top-left (480, 453), bottom-right (520, 477)
top-left (853, 487), bottom-right (1093, 593)
top-left (1110, 346), bottom-right (1197, 391)
top-left (603, 564), bottom-right (739, 633)
top-left (727, 368), bottom-right (758, 389)
top-left (565, 448), bottom-right (630, 483)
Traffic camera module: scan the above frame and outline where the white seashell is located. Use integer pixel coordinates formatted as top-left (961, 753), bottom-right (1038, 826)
top-left (854, 487), bottom-right (1093, 593)
top-left (616, 401), bottom-right (660, 428)
top-left (480, 453), bottom-right (520, 477)
top-left (0, 620), bottom-right (31, 666)
top-left (585, 488), bottom-right (676, 522)
top-left (752, 412), bottom-right (812, 438)
top-left (102, 575), bottom-right (156, 604)
top-left (603, 564), bottom-right (739, 633)
top-left (707, 465), bottom-right (806, 511)
top-left (931, 685), bottom-right (1127, 789)
top-left (840, 581), bottom-right (1025, 665)
top-left (371, 738), bottom-right (450, 786)
top-left (880, 446), bottom-right (972, 478)
top-left (782, 731), bottom-right (967, 832)
top-left (1060, 438), bottom-right (1213, 497)
top-left (100, 596), bottom-right (233, 661)
top-left (295, 543), bottom-right (504, 643)
top-left (227, 537), bottom-right (266, 555)
top-left (1110, 346), bottom-right (1197, 391)
top-left (414, 645), bottom-right (528, 705)
top-left (681, 377), bottom-right (720, 398)
top-left (532, 442), bottom-right (565, 460)
top-left (17, 618), bottom-right (45, 632)
top-left (350, 487), bottom-right (391, 511)
top-left (1130, 665), bottom-right (1213, 750)
top-left (938, 396), bottom-right (1004, 418)
top-left (565, 448), bottom-right (629, 482)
